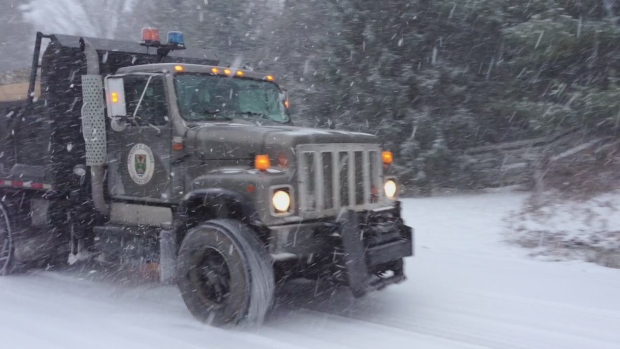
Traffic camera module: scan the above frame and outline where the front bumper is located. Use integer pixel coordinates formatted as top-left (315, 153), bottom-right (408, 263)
top-left (268, 203), bottom-right (414, 297)
top-left (339, 209), bottom-right (413, 297)
top-left (367, 239), bottom-right (413, 266)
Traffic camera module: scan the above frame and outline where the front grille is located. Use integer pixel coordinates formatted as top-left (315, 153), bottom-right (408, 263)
top-left (297, 144), bottom-right (384, 217)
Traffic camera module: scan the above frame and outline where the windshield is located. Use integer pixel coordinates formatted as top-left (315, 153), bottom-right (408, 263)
top-left (174, 73), bottom-right (290, 123)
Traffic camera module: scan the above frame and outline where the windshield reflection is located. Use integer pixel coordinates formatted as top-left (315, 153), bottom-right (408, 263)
top-left (174, 73), bottom-right (290, 123)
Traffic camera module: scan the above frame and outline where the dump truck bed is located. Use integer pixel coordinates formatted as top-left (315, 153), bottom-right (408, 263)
top-left (0, 80), bottom-right (49, 187)
top-left (0, 82), bottom-right (41, 102)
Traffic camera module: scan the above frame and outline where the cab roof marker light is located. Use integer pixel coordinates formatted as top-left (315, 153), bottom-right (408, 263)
top-left (211, 67), bottom-right (220, 74)
top-left (236, 70), bottom-right (245, 77)
top-left (224, 69), bottom-right (232, 75)
top-left (266, 75), bottom-right (275, 81)
top-left (174, 65), bottom-right (184, 72)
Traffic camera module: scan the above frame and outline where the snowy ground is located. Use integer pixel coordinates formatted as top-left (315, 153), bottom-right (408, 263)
top-left (2, 191), bottom-right (620, 349)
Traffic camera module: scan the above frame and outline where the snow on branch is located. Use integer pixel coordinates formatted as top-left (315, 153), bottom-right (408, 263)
top-left (549, 138), bottom-right (609, 162)
top-left (20, 0), bottom-right (139, 39)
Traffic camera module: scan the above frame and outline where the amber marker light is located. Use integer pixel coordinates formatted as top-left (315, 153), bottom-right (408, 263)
top-left (174, 65), bottom-right (184, 72)
top-left (236, 70), bottom-right (245, 77)
top-left (255, 155), bottom-right (271, 171)
top-left (211, 67), bottom-right (220, 74)
top-left (111, 92), bottom-right (119, 103)
top-left (224, 69), bottom-right (232, 75)
top-left (266, 75), bottom-right (274, 81)
top-left (382, 151), bottom-right (394, 165)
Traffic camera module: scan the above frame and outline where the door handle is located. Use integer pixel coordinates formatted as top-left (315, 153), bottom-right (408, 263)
top-left (172, 154), bottom-right (190, 164)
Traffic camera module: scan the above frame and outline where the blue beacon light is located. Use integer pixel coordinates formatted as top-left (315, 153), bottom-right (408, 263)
top-left (167, 31), bottom-right (185, 48)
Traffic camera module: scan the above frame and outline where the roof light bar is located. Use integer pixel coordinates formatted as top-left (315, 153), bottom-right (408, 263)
top-left (141, 27), bottom-right (160, 44)
top-left (167, 31), bottom-right (185, 48)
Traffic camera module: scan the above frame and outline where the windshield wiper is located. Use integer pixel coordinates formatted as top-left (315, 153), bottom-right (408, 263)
top-left (190, 109), bottom-right (233, 121)
top-left (234, 111), bottom-right (291, 124)
top-left (236, 111), bottom-right (266, 119)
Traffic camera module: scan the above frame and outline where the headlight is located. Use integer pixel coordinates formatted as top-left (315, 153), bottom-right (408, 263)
top-left (272, 190), bottom-right (291, 212)
top-left (384, 179), bottom-right (397, 198)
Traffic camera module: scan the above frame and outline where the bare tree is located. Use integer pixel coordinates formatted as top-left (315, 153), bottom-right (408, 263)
top-left (20, 0), bottom-right (142, 38)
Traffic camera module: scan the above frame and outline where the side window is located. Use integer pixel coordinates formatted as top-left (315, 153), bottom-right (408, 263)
top-left (124, 76), bottom-right (168, 126)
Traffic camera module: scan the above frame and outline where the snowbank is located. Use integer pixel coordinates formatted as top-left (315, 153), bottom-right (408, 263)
top-left (505, 191), bottom-right (620, 268)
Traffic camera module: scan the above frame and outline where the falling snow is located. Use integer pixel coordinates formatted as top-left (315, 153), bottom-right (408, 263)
top-left (0, 1), bottom-right (619, 347)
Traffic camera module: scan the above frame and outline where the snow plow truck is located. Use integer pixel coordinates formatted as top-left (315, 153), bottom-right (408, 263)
top-left (0, 29), bottom-right (414, 327)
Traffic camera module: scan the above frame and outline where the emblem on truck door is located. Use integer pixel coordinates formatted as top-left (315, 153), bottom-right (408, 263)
top-left (127, 143), bottom-right (155, 185)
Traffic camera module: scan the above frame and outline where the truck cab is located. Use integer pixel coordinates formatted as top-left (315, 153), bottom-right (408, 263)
top-left (0, 29), bottom-right (414, 327)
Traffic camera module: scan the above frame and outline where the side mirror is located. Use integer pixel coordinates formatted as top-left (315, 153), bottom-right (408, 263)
top-left (104, 76), bottom-right (128, 131)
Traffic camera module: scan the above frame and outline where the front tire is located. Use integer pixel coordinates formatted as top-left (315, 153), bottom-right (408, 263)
top-left (177, 219), bottom-right (275, 327)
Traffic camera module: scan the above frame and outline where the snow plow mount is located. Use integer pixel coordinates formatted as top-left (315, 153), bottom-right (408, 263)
top-left (338, 209), bottom-right (413, 298)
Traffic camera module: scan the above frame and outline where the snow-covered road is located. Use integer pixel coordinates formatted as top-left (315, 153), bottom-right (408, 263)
top-left (2, 191), bottom-right (620, 349)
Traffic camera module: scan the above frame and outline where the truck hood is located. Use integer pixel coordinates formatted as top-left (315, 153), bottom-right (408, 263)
top-left (186, 123), bottom-right (379, 160)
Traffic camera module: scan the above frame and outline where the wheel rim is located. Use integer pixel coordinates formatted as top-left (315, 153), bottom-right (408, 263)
top-left (0, 206), bottom-right (12, 274)
top-left (190, 248), bottom-right (231, 307)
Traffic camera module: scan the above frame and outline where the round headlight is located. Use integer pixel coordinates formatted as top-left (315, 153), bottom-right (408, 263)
top-left (272, 190), bottom-right (291, 212)
top-left (384, 180), bottom-right (397, 198)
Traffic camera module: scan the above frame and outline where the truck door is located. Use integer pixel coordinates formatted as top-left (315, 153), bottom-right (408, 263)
top-left (107, 74), bottom-right (173, 202)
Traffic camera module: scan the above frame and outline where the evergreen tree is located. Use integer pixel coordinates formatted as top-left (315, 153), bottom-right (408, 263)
top-left (17, 0), bottom-right (619, 190)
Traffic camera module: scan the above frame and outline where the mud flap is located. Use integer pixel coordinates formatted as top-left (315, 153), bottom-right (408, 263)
top-left (339, 210), bottom-right (370, 298)
top-left (159, 230), bottom-right (177, 284)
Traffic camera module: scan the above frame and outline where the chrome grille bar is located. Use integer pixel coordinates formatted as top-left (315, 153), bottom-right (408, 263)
top-left (347, 150), bottom-right (355, 207)
top-left (332, 151), bottom-right (340, 209)
top-left (363, 150), bottom-right (370, 205)
top-left (315, 151), bottom-right (324, 211)
top-left (297, 144), bottom-right (384, 218)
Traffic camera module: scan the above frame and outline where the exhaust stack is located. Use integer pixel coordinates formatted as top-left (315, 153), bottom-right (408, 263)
top-left (80, 37), bottom-right (109, 216)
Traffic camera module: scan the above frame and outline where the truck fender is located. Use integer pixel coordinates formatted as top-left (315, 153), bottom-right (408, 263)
top-left (172, 188), bottom-right (267, 245)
